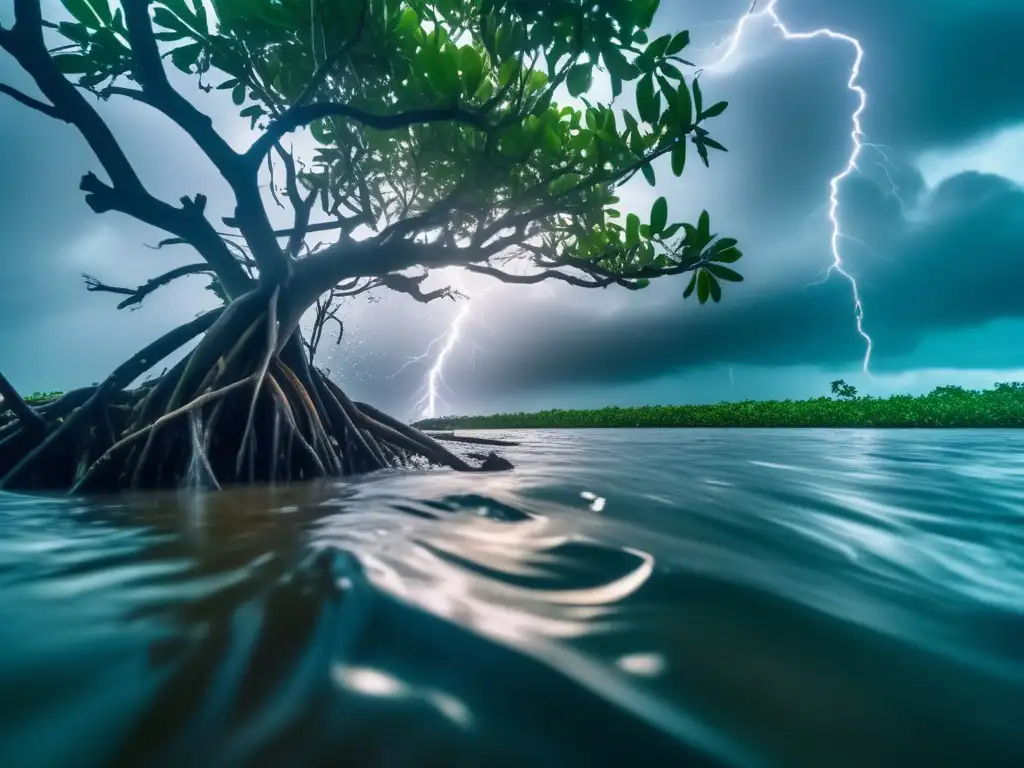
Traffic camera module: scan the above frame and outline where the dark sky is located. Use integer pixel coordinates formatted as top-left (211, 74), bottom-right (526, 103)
top-left (2, 0), bottom-right (1023, 419)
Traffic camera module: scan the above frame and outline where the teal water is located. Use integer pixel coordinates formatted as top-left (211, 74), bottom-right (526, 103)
top-left (0, 429), bottom-right (1022, 767)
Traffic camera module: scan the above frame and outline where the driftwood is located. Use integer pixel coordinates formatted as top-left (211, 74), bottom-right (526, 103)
top-left (424, 431), bottom-right (520, 447)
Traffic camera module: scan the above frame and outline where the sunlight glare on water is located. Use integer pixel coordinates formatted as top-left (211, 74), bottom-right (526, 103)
top-left (0, 429), bottom-right (1022, 767)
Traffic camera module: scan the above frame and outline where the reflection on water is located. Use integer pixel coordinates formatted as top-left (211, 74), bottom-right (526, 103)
top-left (0, 429), bottom-right (1023, 767)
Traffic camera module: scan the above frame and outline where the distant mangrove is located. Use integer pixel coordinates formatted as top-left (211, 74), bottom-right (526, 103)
top-left (413, 381), bottom-right (1024, 430)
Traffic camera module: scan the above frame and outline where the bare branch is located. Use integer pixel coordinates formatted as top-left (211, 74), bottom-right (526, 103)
top-left (83, 263), bottom-right (215, 309)
top-left (273, 143), bottom-right (318, 257)
top-left (0, 81), bottom-right (62, 119)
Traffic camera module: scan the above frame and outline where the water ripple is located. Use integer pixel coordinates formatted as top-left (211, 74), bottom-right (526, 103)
top-left (0, 429), bottom-right (1022, 766)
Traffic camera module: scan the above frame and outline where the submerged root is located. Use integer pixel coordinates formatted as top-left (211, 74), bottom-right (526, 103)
top-left (0, 298), bottom-right (513, 494)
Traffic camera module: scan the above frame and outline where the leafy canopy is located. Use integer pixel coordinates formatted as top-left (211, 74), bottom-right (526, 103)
top-left (51, 0), bottom-right (742, 304)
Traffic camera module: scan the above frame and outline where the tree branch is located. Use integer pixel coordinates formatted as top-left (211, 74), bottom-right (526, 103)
top-left (273, 143), bottom-right (317, 257)
top-left (0, 1), bottom-right (252, 298)
top-left (76, 173), bottom-right (251, 298)
top-left (465, 264), bottom-right (626, 289)
top-left (119, 0), bottom-right (288, 282)
top-left (248, 103), bottom-right (489, 167)
top-left (0, 81), bottom-right (62, 119)
top-left (119, 1), bottom-right (239, 174)
top-left (380, 273), bottom-right (465, 304)
top-left (83, 263), bottom-right (215, 309)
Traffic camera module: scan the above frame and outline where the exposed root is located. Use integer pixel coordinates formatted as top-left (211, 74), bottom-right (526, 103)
top-left (81, 376), bottom-right (253, 494)
top-left (0, 371), bottom-right (46, 434)
top-left (237, 286), bottom-right (280, 476)
top-left (0, 295), bottom-right (513, 495)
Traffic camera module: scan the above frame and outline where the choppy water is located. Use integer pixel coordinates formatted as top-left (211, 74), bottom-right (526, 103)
top-left (1, 429), bottom-right (1023, 767)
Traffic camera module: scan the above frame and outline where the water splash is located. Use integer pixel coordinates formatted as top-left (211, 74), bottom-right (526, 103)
top-left (183, 410), bottom-right (219, 491)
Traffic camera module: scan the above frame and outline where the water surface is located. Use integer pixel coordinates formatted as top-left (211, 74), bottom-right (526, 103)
top-left (1, 429), bottom-right (1022, 767)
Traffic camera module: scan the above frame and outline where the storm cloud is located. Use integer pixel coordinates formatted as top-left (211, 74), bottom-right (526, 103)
top-left (435, 171), bottom-right (1024, 398)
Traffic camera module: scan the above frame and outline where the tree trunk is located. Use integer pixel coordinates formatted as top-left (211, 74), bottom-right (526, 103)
top-left (0, 284), bottom-right (511, 495)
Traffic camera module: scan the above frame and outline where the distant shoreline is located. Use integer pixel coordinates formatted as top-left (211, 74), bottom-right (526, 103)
top-left (414, 384), bottom-right (1024, 430)
top-left (19, 385), bottom-right (1024, 431)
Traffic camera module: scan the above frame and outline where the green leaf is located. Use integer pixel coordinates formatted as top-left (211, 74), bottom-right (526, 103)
top-left (160, 0), bottom-right (198, 25)
top-left (692, 77), bottom-right (704, 117)
top-left (542, 125), bottom-right (561, 153)
top-left (636, 73), bottom-right (658, 124)
top-left (674, 77), bottom-right (692, 126)
top-left (671, 140), bottom-right (686, 176)
top-left (52, 53), bottom-right (91, 74)
top-left (707, 272), bottom-right (722, 302)
top-left (310, 119), bottom-right (332, 143)
top-left (661, 223), bottom-right (682, 239)
top-left (548, 172), bottom-right (583, 195)
top-left (639, 0), bottom-right (661, 28)
top-left (397, 6), bottom-right (419, 35)
top-left (707, 238), bottom-right (738, 255)
top-left (710, 247), bottom-right (742, 263)
top-left (424, 45), bottom-right (459, 96)
top-left (650, 196), bottom-right (667, 235)
top-left (566, 63), bottom-right (592, 97)
top-left (696, 269), bottom-right (709, 304)
top-left (60, 0), bottom-right (103, 29)
top-left (683, 272), bottom-right (697, 299)
top-left (707, 264), bottom-right (744, 282)
top-left (700, 101), bottom-right (728, 120)
top-left (89, 0), bottom-right (112, 23)
top-left (239, 104), bottom-right (263, 129)
top-left (697, 210), bottom-right (710, 241)
top-left (190, 0), bottom-right (208, 32)
top-left (232, 83), bottom-right (246, 105)
top-left (603, 46), bottom-right (640, 82)
top-left (498, 59), bottom-right (520, 89)
top-left (170, 42), bottom-right (202, 73)
top-left (626, 213), bottom-right (641, 247)
top-left (666, 31), bottom-right (690, 55)
top-left (641, 163), bottom-right (656, 186)
top-left (460, 46), bottom-right (484, 96)
top-left (151, 7), bottom-right (190, 36)
top-left (646, 34), bottom-right (671, 60)
top-left (659, 61), bottom-right (684, 80)
top-left (694, 136), bottom-right (710, 167)
top-left (56, 21), bottom-right (89, 44)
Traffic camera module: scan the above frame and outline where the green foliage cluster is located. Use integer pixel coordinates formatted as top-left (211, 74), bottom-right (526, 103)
top-left (47, 0), bottom-right (742, 301)
top-left (415, 382), bottom-right (1024, 430)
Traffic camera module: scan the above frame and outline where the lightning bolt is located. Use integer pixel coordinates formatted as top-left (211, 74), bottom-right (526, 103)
top-left (398, 271), bottom-right (495, 420)
top-left (414, 299), bottom-right (472, 420)
top-left (707, 0), bottom-right (875, 374)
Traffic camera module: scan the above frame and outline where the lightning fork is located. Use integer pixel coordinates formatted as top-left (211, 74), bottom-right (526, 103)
top-left (707, 0), bottom-right (875, 374)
